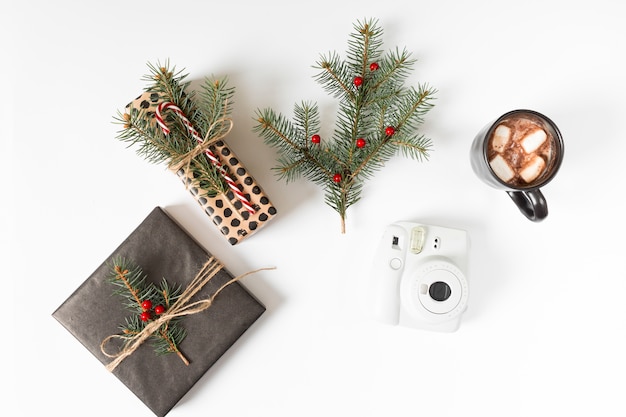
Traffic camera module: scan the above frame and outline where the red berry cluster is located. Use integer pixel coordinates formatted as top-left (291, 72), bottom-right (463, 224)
top-left (353, 62), bottom-right (379, 88)
top-left (139, 299), bottom-right (166, 322)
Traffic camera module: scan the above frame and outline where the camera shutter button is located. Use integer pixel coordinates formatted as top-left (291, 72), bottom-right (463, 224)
top-left (389, 258), bottom-right (403, 270)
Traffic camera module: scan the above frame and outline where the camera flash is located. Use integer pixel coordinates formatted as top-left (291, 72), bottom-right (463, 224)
top-left (410, 226), bottom-right (425, 254)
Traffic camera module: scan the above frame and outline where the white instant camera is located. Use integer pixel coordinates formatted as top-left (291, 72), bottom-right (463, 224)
top-left (370, 222), bottom-right (470, 332)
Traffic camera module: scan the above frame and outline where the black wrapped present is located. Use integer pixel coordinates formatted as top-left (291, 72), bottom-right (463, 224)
top-left (52, 207), bottom-right (266, 416)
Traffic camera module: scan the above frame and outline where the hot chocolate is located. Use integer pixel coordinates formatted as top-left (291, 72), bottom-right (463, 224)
top-left (487, 112), bottom-right (556, 187)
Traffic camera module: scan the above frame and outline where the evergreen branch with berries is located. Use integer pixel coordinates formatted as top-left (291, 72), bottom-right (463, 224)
top-left (254, 18), bottom-right (436, 233)
top-left (107, 257), bottom-right (188, 364)
top-left (113, 61), bottom-right (236, 198)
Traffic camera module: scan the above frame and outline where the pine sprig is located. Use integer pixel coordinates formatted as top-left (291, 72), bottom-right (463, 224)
top-left (113, 61), bottom-right (235, 198)
top-left (254, 18), bottom-right (436, 233)
top-left (107, 257), bottom-right (188, 364)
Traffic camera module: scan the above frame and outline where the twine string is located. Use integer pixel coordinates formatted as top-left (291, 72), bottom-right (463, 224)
top-left (101, 257), bottom-right (274, 372)
top-left (155, 101), bottom-right (256, 214)
top-left (167, 118), bottom-right (233, 173)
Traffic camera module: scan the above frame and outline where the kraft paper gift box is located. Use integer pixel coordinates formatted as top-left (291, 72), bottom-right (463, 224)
top-left (53, 207), bottom-right (266, 417)
top-left (125, 91), bottom-right (277, 246)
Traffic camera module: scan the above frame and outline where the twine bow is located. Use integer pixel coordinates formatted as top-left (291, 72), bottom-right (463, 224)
top-left (101, 257), bottom-right (273, 372)
top-left (155, 102), bottom-right (256, 214)
top-left (167, 117), bottom-right (233, 173)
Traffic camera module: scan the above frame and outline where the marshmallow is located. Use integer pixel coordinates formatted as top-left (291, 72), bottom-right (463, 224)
top-left (520, 155), bottom-right (546, 183)
top-left (521, 128), bottom-right (547, 153)
top-left (491, 124), bottom-right (511, 152)
top-left (489, 154), bottom-right (515, 182)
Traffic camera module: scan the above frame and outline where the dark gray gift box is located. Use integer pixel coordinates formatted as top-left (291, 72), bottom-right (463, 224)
top-left (52, 207), bottom-right (266, 416)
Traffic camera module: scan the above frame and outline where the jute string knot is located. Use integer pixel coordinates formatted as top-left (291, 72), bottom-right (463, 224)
top-left (101, 257), bottom-right (273, 372)
top-left (167, 118), bottom-right (234, 174)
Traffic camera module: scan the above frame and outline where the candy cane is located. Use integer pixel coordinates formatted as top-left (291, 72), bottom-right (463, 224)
top-left (155, 102), bottom-right (255, 214)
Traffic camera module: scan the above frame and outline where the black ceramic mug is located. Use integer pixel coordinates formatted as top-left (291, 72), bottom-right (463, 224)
top-left (470, 109), bottom-right (564, 222)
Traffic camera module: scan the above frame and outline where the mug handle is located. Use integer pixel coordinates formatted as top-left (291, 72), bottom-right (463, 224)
top-left (507, 189), bottom-right (548, 222)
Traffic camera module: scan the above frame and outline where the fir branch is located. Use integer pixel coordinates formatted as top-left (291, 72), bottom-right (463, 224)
top-left (156, 276), bottom-right (183, 309)
top-left (145, 61), bottom-right (193, 111)
top-left (393, 84), bottom-right (437, 134)
top-left (314, 52), bottom-right (355, 101)
top-left (293, 101), bottom-right (321, 144)
top-left (199, 76), bottom-right (235, 139)
top-left (254, 19), bottom-right (436, 233)
top-left (114, 61), bottom-right (234, 198)
top-left (107, 258), bottom-right (189, 364)
top-left (392, 134), bottom-right (432, 161)
top-left (108, 257), bottom-right (152, 311)
top-left (254, 107), bottom-right (333, 183)
top-left (376, 47), bottom-right (416, 90)
top-left (155, 324), bottom-right (187, 357)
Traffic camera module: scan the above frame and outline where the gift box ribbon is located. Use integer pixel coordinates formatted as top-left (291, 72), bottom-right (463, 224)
top-left (101, 257), bottom-right (273, 372)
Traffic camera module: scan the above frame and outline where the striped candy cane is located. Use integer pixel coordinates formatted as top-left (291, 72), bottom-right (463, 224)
top-left (155, 102), bottom-right (255, 214)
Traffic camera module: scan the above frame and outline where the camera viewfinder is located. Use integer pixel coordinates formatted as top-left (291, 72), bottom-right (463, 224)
top-left (410, 226), bottom-right (425, 254)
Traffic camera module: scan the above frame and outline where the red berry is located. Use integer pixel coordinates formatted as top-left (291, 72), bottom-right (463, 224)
top-left (141, 300), bottom-right (152, 311)
top-left (140, 311), bottom-right (151, 322)
top-left (356, 138), bottom-right (366, 148)
top-left (333, 173), bottom-right (342, 183)
top-left (311, 134), bottom-right (321, 144)
top-left (154, 305), bottom-right (165, 315)
top-left (385, 126), bottom-right (396, 136)
top-left (353, 76), bottom-right (363, 87)
top-left (369, 62), bottom-right (379, 71)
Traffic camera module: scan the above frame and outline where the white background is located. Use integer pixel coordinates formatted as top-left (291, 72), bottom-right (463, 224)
top-left (3, 1), bottom-right (625, 416)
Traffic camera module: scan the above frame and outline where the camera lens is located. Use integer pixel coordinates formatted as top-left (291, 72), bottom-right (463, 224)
top-left (429, 281), bottom-right (452, 302)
